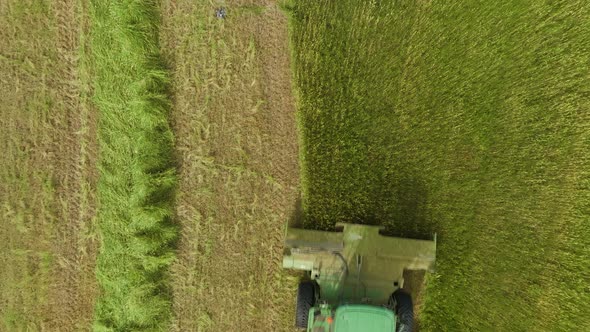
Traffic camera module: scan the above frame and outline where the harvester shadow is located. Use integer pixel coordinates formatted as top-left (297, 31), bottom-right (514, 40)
top-left (288, 175), bottom-right (437, 239)
top-left (376, 175), bottom-right (437, 241)
top-left (288, 196), bottom-right (305, 228)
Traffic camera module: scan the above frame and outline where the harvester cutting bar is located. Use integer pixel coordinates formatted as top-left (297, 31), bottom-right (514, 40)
top-left (283, 223), bottom-right (436, 305)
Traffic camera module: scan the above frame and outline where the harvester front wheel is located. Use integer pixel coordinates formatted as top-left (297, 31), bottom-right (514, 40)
top-left (392, 289), bottom-right (414, 332)
top-left (295, 281), bottom-right (315, 329)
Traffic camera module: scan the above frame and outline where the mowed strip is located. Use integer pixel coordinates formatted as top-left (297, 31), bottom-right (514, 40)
top-left (89, 0), bottom-right (177, 330)
top-left (288, 0), bottom-right (590, 331)
top-left (160, 1), bottom-right (300, 331)
top-left (0, 0), bottom-right (98, 330)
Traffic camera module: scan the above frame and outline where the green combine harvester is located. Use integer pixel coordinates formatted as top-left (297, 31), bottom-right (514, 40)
top-left (283, 223), bottom-right (437, 332)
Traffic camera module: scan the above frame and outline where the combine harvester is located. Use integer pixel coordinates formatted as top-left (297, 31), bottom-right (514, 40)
top-left (283, 223), bottom-right (436, 332)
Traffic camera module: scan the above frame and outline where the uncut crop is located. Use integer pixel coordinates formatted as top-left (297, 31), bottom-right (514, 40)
top-left (287, 0), bottom-right (590, 330)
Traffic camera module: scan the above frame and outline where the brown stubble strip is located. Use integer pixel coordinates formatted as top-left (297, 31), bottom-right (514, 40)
top-left (161, 1), bottom-right (300, 331)
top-left (0, 0), bottom-right (98, 330)
top-left (44, 0), bottom-right (99, 330)
top-left (0, 2), bottom-right (51, 327)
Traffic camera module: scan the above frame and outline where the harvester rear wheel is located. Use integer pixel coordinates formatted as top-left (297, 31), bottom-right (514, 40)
top-left (392, 289), bottom-right (414, 332)
top-left (295, 281), bottom-right (315, 329)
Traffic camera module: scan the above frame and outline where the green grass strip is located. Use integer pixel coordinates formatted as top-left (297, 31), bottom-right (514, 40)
top-left (89, 1), bottom-right (177, 330)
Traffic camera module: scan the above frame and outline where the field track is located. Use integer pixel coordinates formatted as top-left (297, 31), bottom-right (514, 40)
top-left (0, 1), bottom-right (98, 330)
top-left (161, 1), bottom-right (301, 331)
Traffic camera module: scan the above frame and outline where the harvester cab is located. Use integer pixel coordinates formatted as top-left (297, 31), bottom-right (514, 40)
top-left (282, 223), bottom-right (436, 332)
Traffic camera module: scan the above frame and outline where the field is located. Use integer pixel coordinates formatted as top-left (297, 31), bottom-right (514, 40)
top-left (1, 0), bottom-right (589, 331)
top-left (288, 0), bottom-right (590, 330)
top-left (1, 0), bottom-right (302, 330)
top-left (160, 1), bottom-right (301, 330)
top-left (0, 0), bottom-right (98, 330)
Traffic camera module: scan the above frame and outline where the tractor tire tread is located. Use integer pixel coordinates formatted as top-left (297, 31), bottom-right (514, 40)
top-left (393, 289), bottom-right (414, 332)
top-left (295, 281), bottom-right (315, 329)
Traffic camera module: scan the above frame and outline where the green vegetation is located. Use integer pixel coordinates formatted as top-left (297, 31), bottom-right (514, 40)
top-left (287, 0), bottom-right (590, 330)
top-left (89, 0), bottom-right (177, 330)
top-left (3, 0), bottom-right (589, 330)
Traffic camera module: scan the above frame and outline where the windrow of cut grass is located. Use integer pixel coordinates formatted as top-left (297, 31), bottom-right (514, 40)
top-left (89, 0), bottom-right (177, 330)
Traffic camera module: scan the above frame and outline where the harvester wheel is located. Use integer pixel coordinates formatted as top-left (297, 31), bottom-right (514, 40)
top-left (295, 281), bottom-right (315, 329)
top-left (392, 289), bottom-right (414, 332)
